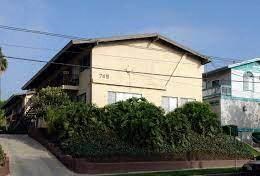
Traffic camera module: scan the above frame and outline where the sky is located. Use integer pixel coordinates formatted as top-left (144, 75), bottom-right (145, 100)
top-left (1, 0), bottom-right (260, 99)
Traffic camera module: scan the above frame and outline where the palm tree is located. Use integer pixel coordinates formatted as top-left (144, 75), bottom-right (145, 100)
top-left (0, 48), bottom-right (7, 99)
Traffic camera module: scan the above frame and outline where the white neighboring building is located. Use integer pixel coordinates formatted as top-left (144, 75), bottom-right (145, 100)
top-left (203, 58), bottom-right (260, 143)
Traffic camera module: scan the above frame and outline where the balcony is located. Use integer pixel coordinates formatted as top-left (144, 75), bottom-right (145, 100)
top-left (52, 72), bottom-right (79, 90)
top-left (203, 85), bottom-right (231, 98)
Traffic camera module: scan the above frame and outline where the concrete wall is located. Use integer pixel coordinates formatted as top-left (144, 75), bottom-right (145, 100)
top-left (90, 39), bottom-right (204, 107)
top-left (221, 97), bottom-right (260, 142)
top-left (221, 98), bottom-right (260, 128)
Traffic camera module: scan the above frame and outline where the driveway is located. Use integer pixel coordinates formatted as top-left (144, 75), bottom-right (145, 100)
top-left (0, 134), bottom-right (88, 176)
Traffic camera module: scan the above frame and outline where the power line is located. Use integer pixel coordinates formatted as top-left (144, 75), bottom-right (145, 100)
top-left (0, 42), bottom-right (198, 65)
top-left (0, 24), bottom-right (82, 39)
top-left (6, 55), bottom-right (260, 84)
top-left (0, 40), bottom-right (238, 63)
top-left (0, 24), bottom-right (247, 63)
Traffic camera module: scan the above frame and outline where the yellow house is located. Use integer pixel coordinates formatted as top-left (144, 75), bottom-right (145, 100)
top-left (22, 33), bottom-right (209, 112)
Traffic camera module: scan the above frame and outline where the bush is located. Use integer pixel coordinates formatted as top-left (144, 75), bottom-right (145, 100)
top-left (31, 87), bottom-right (70, 120)
top-left (184, 133), bottom-right (253, 160)
top-left (46, 102), bottom-right (103, 141)
top-left (163, 109), bottom-right (191, 147)
top-left (176, 102), bottom-right (221, 136)
top-left (39, 94), bottom-right (252, 160)
top-left (0, 145), bottom-right (5, 166)
top-left (102, 98), bottom-right (165, 150)
top-left (0, 109), bottom-right (6, 127)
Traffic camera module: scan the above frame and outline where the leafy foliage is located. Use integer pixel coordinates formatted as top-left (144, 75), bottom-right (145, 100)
top-left (0, 109), bottom-right (5, 127)
top-left (162, 109), bottom-right (191, 148)
top-left (47, 102), bottom-right (103, 140)
top-left (184, 133), bottom-right (253, 160)
top-left (31, 87), bottom-right (70, 120)
top-left (102, 98), bottom-right (165, 150)
top-left (0, 145), bottom-right (5, 166)
top-left (175, 102), bottom-right (221, 137)
top-left (0, 100), bottom-right (5, 108)
top-left (36, 92), bottom-right (252, 160)
top-left (0, 47), bottom-right (7, 72)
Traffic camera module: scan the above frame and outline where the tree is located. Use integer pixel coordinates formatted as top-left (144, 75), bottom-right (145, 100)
top-left (0, 48), bottom-right (7, 99)
top-left (31, 87), bottom-right (71, 120)
top-left (0, 100), bottom-right (5, 108)
top-left (176, 101), bottom-right (221, 137)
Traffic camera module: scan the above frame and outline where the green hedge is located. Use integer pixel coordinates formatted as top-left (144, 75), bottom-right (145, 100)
top-left (0, 145), bottom-right (5, 166)
top-left (102, 98), bottom-right (165, 149)
top-left (32, 88), bottom-right (254, 160)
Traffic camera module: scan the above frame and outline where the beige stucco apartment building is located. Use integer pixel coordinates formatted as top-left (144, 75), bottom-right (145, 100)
top-left (22, 33), bottom-right (209, 112)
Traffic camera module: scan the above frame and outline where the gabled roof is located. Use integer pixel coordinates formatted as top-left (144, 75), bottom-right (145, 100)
top-left (22, 33), bottom-right (210, 90)
top-left (1, 91), bottom-right (34, 109)
top-left (203, 66), bottom-right (230, 77)
top-left (203, 58), bottom-right (260, 78)
top-left (228, 58), bottom-right (260, 68)
top-left (1, 93), bottom-right (25, 109)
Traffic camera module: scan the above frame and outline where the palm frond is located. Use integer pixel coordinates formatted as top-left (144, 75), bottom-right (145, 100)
top-left (0, 47), bottom-right (7, 72)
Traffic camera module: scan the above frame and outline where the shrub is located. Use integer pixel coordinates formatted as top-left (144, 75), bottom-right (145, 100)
top-left (0, 109), bottom-right (5, 127)
top-left (184, 133), bottom-right (253, 160)
top-left (102, 98), bottom-right (165, 150)
top-left (46, 102), bottom-right (103, 141)
top-left (39, 95), bottom-right (253, 160)
top-left (163, 109), bottom-right (191, 147)
top-left (31, 87), bottom-right (70, 120)
top-left (176, 102), bottom-right (221, 136)
top-left (0, 145), bottom-right (5, 166)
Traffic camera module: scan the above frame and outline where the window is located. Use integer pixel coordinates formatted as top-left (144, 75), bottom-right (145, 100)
top-left (108, 91), bottom-right (142, 104)
top-left (179, 98), bottom-right (195, 106)
top-left (212, 80), bottom-right (220, 88)
top-left (161, 97), bottom-right (178, 112)
top-left (243, 71), bottom-right (254, 91)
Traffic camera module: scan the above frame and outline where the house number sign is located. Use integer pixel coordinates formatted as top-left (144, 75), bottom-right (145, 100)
top-left (99, 73), bottom-right (110, 79)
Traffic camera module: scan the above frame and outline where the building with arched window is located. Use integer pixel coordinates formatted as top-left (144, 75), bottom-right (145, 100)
top-left (243, 71), bottom-right (254, 91)
top-left (203, 58), bottom-right (260, 143)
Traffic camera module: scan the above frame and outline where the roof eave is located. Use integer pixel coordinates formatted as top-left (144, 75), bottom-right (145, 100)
top-left (22, 41), bottom-right (74, 90)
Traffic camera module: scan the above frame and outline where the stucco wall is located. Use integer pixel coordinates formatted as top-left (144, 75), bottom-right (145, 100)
top-left (221, 98), bottom-right (260, 128)
top-left (220, 97), bottom-right (260, 143)
top-left (91, 39), bottom-right (203, 107)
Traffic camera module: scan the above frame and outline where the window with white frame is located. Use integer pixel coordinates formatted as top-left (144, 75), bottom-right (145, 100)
top-left (179, 98), bottom-right (196, 107)
top-left (243, 71), bottom-right (254, 91)
top-left (108, 91), bottom-right (142, 104)
top-left (161, 96), bottom-right (178, 112)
